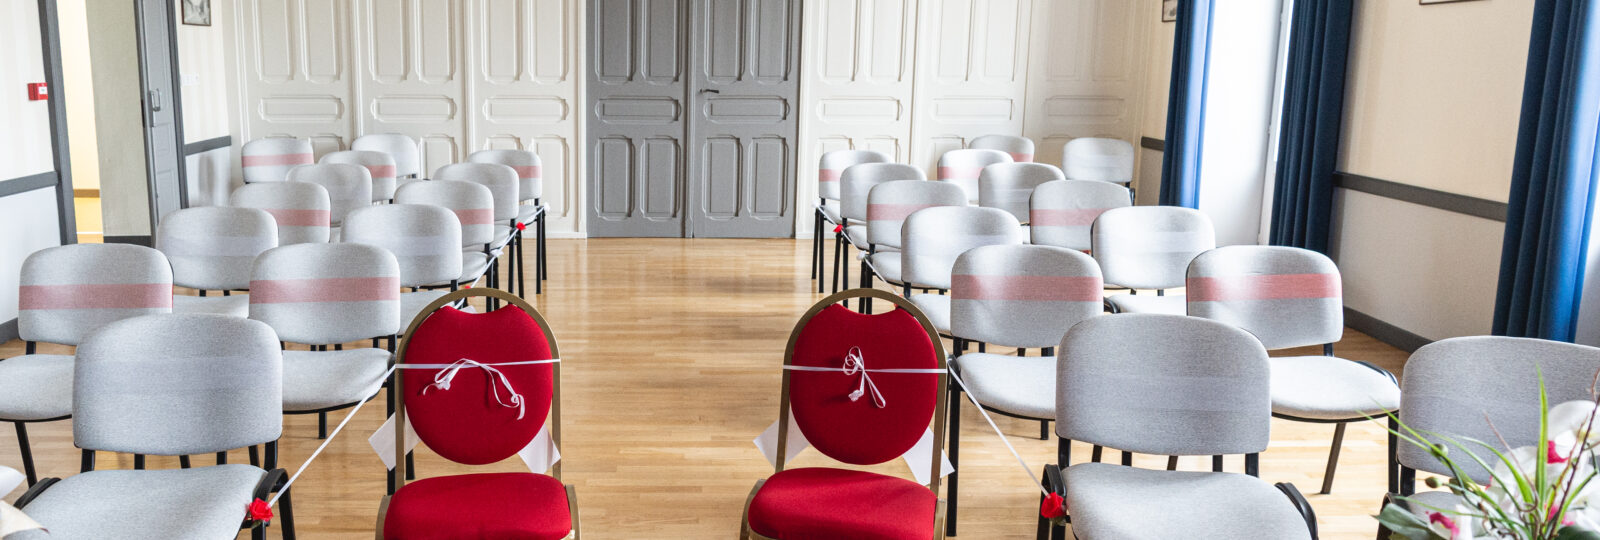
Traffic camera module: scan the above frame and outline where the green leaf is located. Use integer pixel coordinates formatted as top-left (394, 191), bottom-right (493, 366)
top-left (1554, 526), bottom-right (1600, 540)
top-left (1376, 505), bottom-right (1448, 540)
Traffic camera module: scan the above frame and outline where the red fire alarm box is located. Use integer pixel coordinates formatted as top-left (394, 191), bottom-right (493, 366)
top-left (27, 83), bottom-right (48, 101)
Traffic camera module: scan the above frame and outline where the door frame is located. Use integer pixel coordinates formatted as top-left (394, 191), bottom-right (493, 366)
top-left (131, 0), bottom-right (189, 231)
top-left (38, 0), bottom-right (77, 245)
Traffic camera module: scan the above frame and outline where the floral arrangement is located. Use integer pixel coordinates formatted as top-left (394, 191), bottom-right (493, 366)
top-left (1378, 384), bottom-right (1600, 540)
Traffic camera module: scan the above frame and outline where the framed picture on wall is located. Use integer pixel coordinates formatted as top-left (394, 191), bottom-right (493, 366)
top-left (1420, 0), bottom-right (1481, 4)
top-left (182, 0), bottom-right (211, 26)
top-left (1162, 0), bottom-right (1178, 22)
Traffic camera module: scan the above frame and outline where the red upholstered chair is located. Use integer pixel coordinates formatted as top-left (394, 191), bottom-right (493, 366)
top-left (379, 287), bottom-right (578, 540)
top-left (741, 289), bottom-right (950, 540)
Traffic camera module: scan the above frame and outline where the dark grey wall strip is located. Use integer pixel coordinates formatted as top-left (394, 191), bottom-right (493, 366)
top-left (1140, 136), bottom-right (1165, 152)
top-left (38, 0), bottom-right (75, 245)
top-left (1334, 172), bottom-right (1507, 222)
top-left (184, 135), bottom-right (232, 156)
top-left (1344, 307), bottom-right (1432, 353)
top-left (0, 318), bottom-right (16, 343)
top-left (0, 172), bottom-right (59, 198)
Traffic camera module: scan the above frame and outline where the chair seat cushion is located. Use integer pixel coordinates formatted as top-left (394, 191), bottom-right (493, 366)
top-left (517, 203), bottom-right (546, 225)
top-left (867, 253), bottom-right (903, 284)
top-left (0, 354), bottom-right (73, 421)
top-left (1064, 463), bottom-right (1311, 540)
top-left (747, 468), bottom-right (935, 540)
top-left (907, 294), bottom-right (950, 334)
top-left (1104, 293), bottom-right (1185, 315)
top-left (282, 348), bottom-right (390, 411)
top-left (400, 290), bottom-right (453, 332)
top-left (173, 294), bottom-right (251, 318)
top-left (384, 472), bottom-right (573, 540)
top-left (844, 225), bottom-right (871, 250)
top-left (818, 201), bottom-right (842, 225)
top-left (460, 252), bottom-right (494, 283)
top-left (952, 353), bottom-right (1054, 419)
top-left (1270, 355), bottom-right (1400, 420)
top-left (22, 465), bottom-right (266, 540)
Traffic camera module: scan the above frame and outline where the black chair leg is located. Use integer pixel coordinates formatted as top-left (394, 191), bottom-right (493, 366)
top-left (406, 451), bottom-right (416, 480)
top-left (1040, 420), bottom-right (1050, 441)
top-left (180, 455), bottom-right (192, 469)
top-left (1322, 422), bottom-right (1347, 495)
top-left (1387, 415), bottom-right (1399, 495)
top-left (280, 484), bottom-right (297, 540)
top-left (249, 445), bottom-right (261, 467)
top-left (15, 422), bottom-right (37, 485)
top-left (318, 412), bottom-right (328, 439)
top-left (947, 381), bottom-right (961, 537)
top-left (858, 259), bottom-right (873, 313)
top-left (831, 233), bottom-right (843, 293)
top-left (811, 209), bottom-right (822, 281)
top-left (539, 214), bottom-right (548, 283)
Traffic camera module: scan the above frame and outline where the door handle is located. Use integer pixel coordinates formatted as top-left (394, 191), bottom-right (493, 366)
top-left (699, 88), bottom-right (721, 94)
top-left (148, 89), bottom-right (162, 112)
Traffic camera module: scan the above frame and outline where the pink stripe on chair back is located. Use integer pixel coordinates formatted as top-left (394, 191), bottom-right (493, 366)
top-left (512, 165), bottom-right (542, 179)
top-left (1186, 273), bottom-right (1341, 302)
top-left (250, 277), bottom-right (401, 304)
top-left (952, 275), bottom-right (1103, 302)
top-left (365, 164), bottom-right (398, 179)
top-left (263, 209), bottom-right (331, 227)
top-left (1009, 152), bottom-right (1034, 163)
top-left (819, 169), bottom-right (843, 183)
top-left (452, 208), bottom-right (495, 225)
top-left (867, 203), bottom-right (937, 222)
top-left (1030, 208), bottom-right (1109, 227)
top-left (20, 283), bottom-right (173, 310)
top-left (937, 166), bottom-right (984, 180)
top-left (243, 153), bottom-right (314, 167)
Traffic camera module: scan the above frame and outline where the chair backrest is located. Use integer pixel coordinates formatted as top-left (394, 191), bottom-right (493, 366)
top-left (468, 149), bottom-right (542, 202)
top-left (249, 243), bottom-right (401, 345)
top-left (865, 180), bottom-right (966, 250)
top-left (1061, 137), bottom-right (1134, 184)
top-left (344, 204), bottom-right (463, 288)
top-left (397, 289), bottom-right (560, 471)
top-left (18, 244), bottom-right (173, 346)
top-left (1400, 337), bottom-right (1600, 482)
top-left (1028, 180), bottom-right (1131, 251)
top-left (781, 290), bottom-right (946, 477)
top-left (74, 314), bottom-right (282, 456)
top-left (157, 206), bottom-right (279, 291)
top-left (352, 133), bottom-right (421, 179)
top-left (1186, 246), bottom-right (1342, 350)
top-left (978, 162), bottom-right (1064, 222)
top-left (936, 149), bottom-right (1012, 203)
top-left (950, 245), bottom-right (1103, 348)
top-left (230, 181), bottom-right (333, 245)
top-left (818, 149), bottom-right (892, 201)
top-left (287, 163), bottom-right (372, 227)
top-left (1091, 206), bottom-right (1215, 290)
top-left (394, 180), bottom-right (497, 248)
top-left (435, 163), bottom-right (521, 223)
top-left (840, 163), bottom-right (924, 223)
top-left (242, 137), bottom-right (314, 184)
top-left (902, 206), bottom-right (1022, 290)
top-left (968, 134), bottom-right (1035, 162)
top-left (1057, 314), bottom-right (1271, 456)
top-left (321, 149), bottom-right (398, 202)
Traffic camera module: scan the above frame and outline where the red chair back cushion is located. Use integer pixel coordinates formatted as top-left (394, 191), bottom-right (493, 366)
top-left (403, 306), bottom-right (554, 465)
top-left (789, 305), bottom-right (939, 465)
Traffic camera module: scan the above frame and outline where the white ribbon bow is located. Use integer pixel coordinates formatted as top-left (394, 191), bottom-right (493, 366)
top-left (842, 347), bottom-right (887, 408)
top-left (422, 358), bottom-right (525, 420)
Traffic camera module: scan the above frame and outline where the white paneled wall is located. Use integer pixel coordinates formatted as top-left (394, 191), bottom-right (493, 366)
top-left (795, 0), bottom-right (1157, 235)
top-left (235, 0), bottom-right (581, 233)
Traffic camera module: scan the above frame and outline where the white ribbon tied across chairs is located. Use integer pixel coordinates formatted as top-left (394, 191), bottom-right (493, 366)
top-left (841, 347), bottom-right (886, 408)
top-left (421, 358), bottom-right (526, 420)
top-left (0, 465), bottom-right (46, 536)
top-left (369, 358), bottom-right (563, 474)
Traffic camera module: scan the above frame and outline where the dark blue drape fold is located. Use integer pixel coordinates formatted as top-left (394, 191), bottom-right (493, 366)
top-left (1268, 0), bottom-right (1352, 254)
top-left (1158, 0), bottom-right (1214, 209)
top-left (1493, 0), bottom-right (1600, 341)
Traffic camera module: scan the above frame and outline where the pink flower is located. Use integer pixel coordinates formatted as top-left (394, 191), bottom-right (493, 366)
top-left (1549, 440), bottom-right (1570, 464)
top-left (1429, 512), bottom-right (1460, 536)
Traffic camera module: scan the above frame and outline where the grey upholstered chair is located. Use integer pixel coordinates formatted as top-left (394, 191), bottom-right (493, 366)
top-left (352, 133), bottom-right (422, 181)
top-left (1383, 337), bottom-right (1600, 531)
top-left (834, 163), bottom-right (925, 294)
top-left (1092, 206), bottom-right (1215, 315)
top-left (0, 244), bottom-right (172, 486)
top-left (936, 149), bottom-right (1012, 203)
top-left (1186, 245), bottom-right (1400, 494)
top-left (978, 162), bottom-right (1065, 224)
top-left (469, 149), bottom-right (548, 294)
top-left (343, 204), bottom-right (463, 334)
top-left (14, 313), bottom-right (293, 540)
top-left (287, 162), bottom-right (372, 237)
top-left (901, 206), bottom-right (1023, 333)
top-left (1029, 180), bottom-right (1131, 251)
top-left (248, 243), bottom-right (399, 439)
top-left (394, 180), bottom-right (498, 288)
top-left (1041, 314), bottom-right (1317, 540)
top-left (241, 137), bottom-right (313, 184)
top-left (861, 180), bottom-right (967, 291)
top-left (1061, 138), bottom-right (1135, 187)
top-left (321, 149), bottom-right (398, 203)
top-left (812, 150), bottom-right (893, 293)
top-left (157, 206), bottom-right (279, 318)
top-left (968, 134), bottom-right (1035, 162)
top-left (434, 163), bottom-right (522, 303)
top-left (230, 181), bottom-right (333, 245)
top-left (943, 244), bottom-right (1102, 537)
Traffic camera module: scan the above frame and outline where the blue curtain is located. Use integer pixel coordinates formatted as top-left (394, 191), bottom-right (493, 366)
top-left (1158, 0), bottom-right (1215, 208)
top-left (1267, 0), bottom-right (1352, 254)
top-left (1493, 0), bottom-right (1600, 341)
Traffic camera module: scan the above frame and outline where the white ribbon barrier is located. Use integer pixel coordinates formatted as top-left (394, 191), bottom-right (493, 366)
top-left (945, 368), bottom-right (1050, 497)
top-left (0, 466), bottom-right (21, 497)
top-left (0, 501), bottom-right (46, 537)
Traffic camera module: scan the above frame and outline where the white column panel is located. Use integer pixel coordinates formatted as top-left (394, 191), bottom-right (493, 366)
top-left (906, 0), bottom-right (1031, 174)
top-left (1021, 0), bottom-right (1150, 166)
top-left (237, 0), bottom-right (358, 157)
top-left (359, 0), bottom-right (467, 175)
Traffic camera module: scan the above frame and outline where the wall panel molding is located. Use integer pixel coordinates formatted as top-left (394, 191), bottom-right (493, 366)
top-left (0, 172), bottom-right (59, 198)
top-left (183, 135), bottom-right (233, 155)
top-left (1334, 171), bottom-right (1507, 222)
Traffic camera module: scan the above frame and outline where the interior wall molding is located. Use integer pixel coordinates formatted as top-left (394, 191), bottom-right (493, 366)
top-left (183, 135), bottom-right (232, 156)
top-left (0, 172), bottom-right (59, 198)
top-left (1344, 307), bottom-right (1432, 353)
top-left (1333, 172), bottom-right (1508, 222)
top-left (1140, 136), bottom-right (1165, 152)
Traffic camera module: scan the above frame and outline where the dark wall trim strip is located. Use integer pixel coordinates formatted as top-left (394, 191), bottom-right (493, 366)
top-left (0, 318), bottom-right (16, 343)
top-left (1140, 136), bottom-right (1165, 152)
top-left (1334, 172), bottom-right (1507, 222)
top-left (103, 235), bottom-right (153, 247)
top-left (184, 135), bottom-right (232, 156)
top-left (1345, 307), bottom-right (1432, 353)
top-left (0, 172), bottom-right (59, 198)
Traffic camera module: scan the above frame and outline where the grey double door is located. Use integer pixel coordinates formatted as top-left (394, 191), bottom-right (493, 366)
top-left (587, 0), bottom-right (800, 238)
top-left (135, 0), bottom-right (186, 222)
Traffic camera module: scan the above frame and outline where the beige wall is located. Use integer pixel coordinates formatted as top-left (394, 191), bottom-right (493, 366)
top-left (176, 0), bottom-right (231, 143)
top-left (1135, 12), bottom-right (1174, 205)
